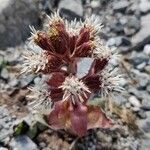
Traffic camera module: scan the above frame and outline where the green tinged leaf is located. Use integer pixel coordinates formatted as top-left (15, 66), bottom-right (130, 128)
top-left (0, 58), bottom-right (8, 68)
top-left (13, 121), bottom-right (29, 136)
top-left (87, 97), bottom-right (106, 109)
top-left (27, 123), bottom-right (38, 139)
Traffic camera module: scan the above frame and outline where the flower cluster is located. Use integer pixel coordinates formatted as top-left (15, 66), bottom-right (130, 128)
top-left (22, 12), bottom-right (123, 136)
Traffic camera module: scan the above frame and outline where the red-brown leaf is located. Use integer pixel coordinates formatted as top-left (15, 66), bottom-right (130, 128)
top-left (76, 28), bottom-right (90, 46)
top-left (50, 88), bottom-right (63, 102)
top-left (47, 101), bottom-right (69, 129)
top-left (47, 72), bottom-right (65, 87)
top-left (73, 42), bottom-right (94, 57)
top-left (89, 58), bottom-right (108, 75)
top-left (83, 75), bottom-right (101, 93)
top-left (70, 102), bottom-right (88, 137)
top-left (87, 105), bottom-right (112, 129)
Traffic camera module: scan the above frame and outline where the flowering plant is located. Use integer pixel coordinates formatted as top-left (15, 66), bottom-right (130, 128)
top-left (22, 12), bottom-right (123, 137)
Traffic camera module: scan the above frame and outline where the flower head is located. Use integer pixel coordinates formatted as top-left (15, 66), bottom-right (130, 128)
top-left (21, 50), bottom-right (48, 74)
top-left (60, 76), bottom-right (91, 104)
top-left (93, 44), bottom-right (111, 60)
top-left (28, 26), bottom-right (39, 44)
top-left (27, 78), bottom-right (52, 114)
top-left (65, 19), bottom-right (81, 35)
top-left (99, 68), bottom-right (124, 97)
top-left (21, 11), bottom-right (124, 136)
top-left (47, 11), bottom-right (63, 26)
top-left (83, 14), bottom-right (103, 37)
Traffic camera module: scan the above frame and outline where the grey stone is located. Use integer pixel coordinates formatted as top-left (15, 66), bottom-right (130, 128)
top-left (142, 91), bottom-right (150, 106)
top-left (128, 87), bottom-right (141, 98)
top-left (129, 96), bottom-right (141, 107)
top-left (107, 36), bottom-right (131, 47)
top-left (0, 0), bottom-right (40, 49)
top-left (109, 58), bottom-right (118, 67)
top-left (121, 36), bottom-right (132, 46)
top-left (39, 142), bottom-right (46, 148)
top-left (59, 0), bottom-right (83, 20)
top-left (127, 2), bottom-right (140, 14)
top-left (136, 62), bottom-right (146, 71)
top-left (77, 58), bottom-right (93, 78)
top-left (110, 21), bottom-right (124, 33)
top-left (146, 84), bottom-right (150, 93)
top-left (0, 68), bottom-right (9, 80)
top-left (143, 120), bottom-right (150, 132)
top-left (137, 110), bottom-right (147, 119)
top-left (1, 47), bottom-right (21, 65)
top-left (137, 111), bottom-right (150, 132)
top-left (91, 0), bottom-right (101, 8)
top-left (0, 124), bottom-right (3, 130)
top-left (20, 74), bottom-right (35, 88)
top-left (129, 52), bottom-right (149, 66)
top-left (141, 137), bottom-right (150, 150)
top-left (39, 0), bottom-right (57, 13)
top-left (107, 37), bottom-right (121, 47)
top-left (141, 105), bottom-right (150, 111)
top-left (124, 28), bottom-right (137, 36)
top-left (10, 135), bottom-right (38, 150)
top-left (138, 73), bottom-right (150, 89)
top-left (131, 14), bottom-right (150, 50)
top-left (0, 106), bottom-right (9, 117)
top-left (119, 78), bottom-right (128, 87)
top-left (33, 76), bottom-right (42, 85)
top-left (119, 17), bottom-right (127, 25)
top-left (124, 16), bottom-right (141, 36)
top-left (0, 147), bottom-right (8, 150)
top-left (133, 106), bottom-right (141, 112)
top-left (143, 44), bottom-right (150, 55)
top-left (117, 136), bottom-right (140, 150)
top-left (113, 0), bottom-right (129, 12)
top-left (125, 102), bottom-right (131, 108)
top-left (9, 78), bottom-right (19, 87)
top-left (126, 16), bottom-right (141, 31)
top-left (144, 65), bottom-right (150, 73)
top-left (139, 0), bottom-right (150, 13)
top-left (113, 95), bottom-right (128, 106)
top-left (0, 106), bottom-right (17, 141)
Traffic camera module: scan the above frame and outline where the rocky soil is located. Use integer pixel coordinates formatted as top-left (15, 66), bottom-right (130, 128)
top-left (0, 0), bottom-right (150, 150)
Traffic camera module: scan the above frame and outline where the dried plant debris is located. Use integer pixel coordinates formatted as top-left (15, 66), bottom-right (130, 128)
top-left (108, 99), bottom-right (138, 131)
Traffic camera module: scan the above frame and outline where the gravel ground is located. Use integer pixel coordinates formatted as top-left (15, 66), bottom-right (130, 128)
top-left (0, 0), bottom-right (150, 149)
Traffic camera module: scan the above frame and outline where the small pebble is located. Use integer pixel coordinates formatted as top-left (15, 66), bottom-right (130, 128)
top-left (143, 44), bottom-right (150, 55)
top-left (144, 65), bottom-right (150, 73)
top-left (137, 110), bottom-right (147, 119)
top-left (146, 84), bottom-right (150, 93)
top-left (125, 102), bottom-right (131, 108)
top-left (129, 96), bottom-right (141, 107)
top-left (39, 142), bottom-right (46, 148)
top-left (136, 62), bottom-right (146, 70)
top-left (132, 107), bottom-right (140, 112)
top-left (1, 68), bottom-right (9, 80)
top-left (91, 0), bottom-right (100, 8)
top-left (0, 147), bottom-right (8, 150)
top-left (141, 105), bottom-right (150, 111)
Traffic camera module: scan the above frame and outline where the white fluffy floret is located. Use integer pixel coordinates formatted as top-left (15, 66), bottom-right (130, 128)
top-left (83, 14), bottom-right (103, 35)
top-left (21, 50), bottom-right (48, 74)
top-left (46, 11), bottom-right (63, 24)
top-left (100, 67), bottom-right (124, 97)
top-left (60, 76), bottom-right (91, 104)
top-left (28, 26), bottom-right (39, 44)
top-left (27, 77), bottom-right (52, 114)
top-left (65, 18), bottom-right (81, 35)
top-left (93, 43), bottom-right (121, 62)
